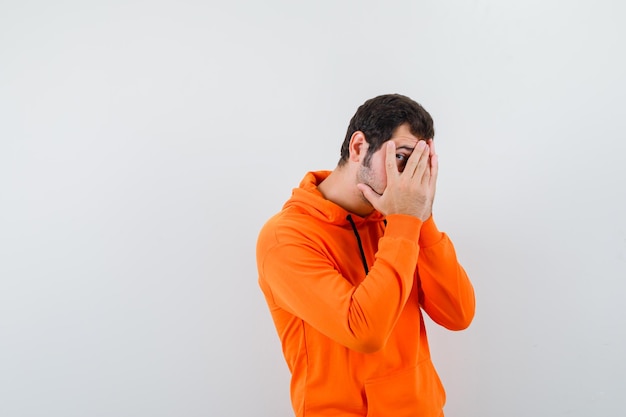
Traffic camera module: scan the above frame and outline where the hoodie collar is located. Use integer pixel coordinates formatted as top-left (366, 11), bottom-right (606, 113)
top-left (283, 171), bottom-right (385, 227)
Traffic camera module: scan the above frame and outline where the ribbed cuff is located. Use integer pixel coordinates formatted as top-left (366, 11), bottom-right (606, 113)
top-left (384, 214), bottom-right (423, 242)
top-left (418, 215), bottom-right (442, 247)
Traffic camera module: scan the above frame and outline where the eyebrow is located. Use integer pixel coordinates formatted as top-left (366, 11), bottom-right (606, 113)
top-left (396, 145), bottom-right (415, 152)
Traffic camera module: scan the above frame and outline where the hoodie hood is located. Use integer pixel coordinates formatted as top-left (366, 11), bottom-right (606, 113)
top-left (283, 171), bottom-right (385, 227)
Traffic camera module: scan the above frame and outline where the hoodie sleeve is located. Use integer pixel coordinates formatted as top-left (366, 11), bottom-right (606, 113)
top-left (415, 216), bottom-right (476, 330)
top-left (257, 214), bottom-right (422, 354)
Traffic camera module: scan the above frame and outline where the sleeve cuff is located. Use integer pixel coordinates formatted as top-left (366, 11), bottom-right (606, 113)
top-left (384, 214), bottom-right (423, 242)
top-left (418, 215), bottom-right (443, 247)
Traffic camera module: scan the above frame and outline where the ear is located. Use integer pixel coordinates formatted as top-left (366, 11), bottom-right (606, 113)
top-left (348, 131), bottom-right (368, 163)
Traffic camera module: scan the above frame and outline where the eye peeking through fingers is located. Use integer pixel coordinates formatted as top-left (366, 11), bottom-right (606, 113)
top-left (396, 153), bottom-right (409, 172)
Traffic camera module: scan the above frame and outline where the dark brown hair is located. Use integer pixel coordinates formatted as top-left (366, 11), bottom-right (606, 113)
top-left (339, 94), bottom-right (434, 166)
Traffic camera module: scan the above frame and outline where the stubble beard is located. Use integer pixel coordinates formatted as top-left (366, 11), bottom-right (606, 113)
top-left (357, 162), bottom-right (383, 206)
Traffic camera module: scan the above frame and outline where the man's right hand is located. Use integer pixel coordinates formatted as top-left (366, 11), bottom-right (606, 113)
top-left (357, 140), bottom-right (438, 221)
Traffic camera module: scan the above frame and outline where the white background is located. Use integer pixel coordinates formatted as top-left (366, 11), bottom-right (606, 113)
top-left (1, 1), bottom-right (625, 416)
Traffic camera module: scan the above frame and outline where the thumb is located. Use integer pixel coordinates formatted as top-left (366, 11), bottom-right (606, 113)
top-left (356, 183), bottom-right (381, 207)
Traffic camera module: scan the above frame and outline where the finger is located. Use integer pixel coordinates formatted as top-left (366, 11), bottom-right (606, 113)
top-left (421, 156), bottom-right (431, 184)
top-left (429, 153), bottom-right (439, 188)
top-left (424, 139), bottom-right (436, 184)
top-left (384, 141), bottom-right (399, 181)
top-left (413, 141), bottom-right (431, 180)
top-left (427, 139), bottom-right (435, 157)
top-left (357, 183), bottom-right (381, 207)
top-left (404, 140), bottom-right (429, 178)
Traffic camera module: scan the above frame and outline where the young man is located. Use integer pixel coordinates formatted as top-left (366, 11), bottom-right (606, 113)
top-left (256, 94), bottom-right (475, 417)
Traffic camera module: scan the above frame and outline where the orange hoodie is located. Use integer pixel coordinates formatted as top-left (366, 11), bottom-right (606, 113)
top-left (257, 171), bottom-right (475, 417)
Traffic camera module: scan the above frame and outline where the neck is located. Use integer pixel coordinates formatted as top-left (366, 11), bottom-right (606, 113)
top-left (317, 165), bottom-right (374, 217)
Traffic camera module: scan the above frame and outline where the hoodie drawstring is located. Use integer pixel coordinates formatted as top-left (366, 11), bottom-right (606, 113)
top-left (346, 215), bottom-right (369, 275)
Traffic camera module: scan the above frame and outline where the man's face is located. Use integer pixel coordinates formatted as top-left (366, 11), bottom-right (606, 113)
top-left (356, 123), bottom-right (424, 197)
